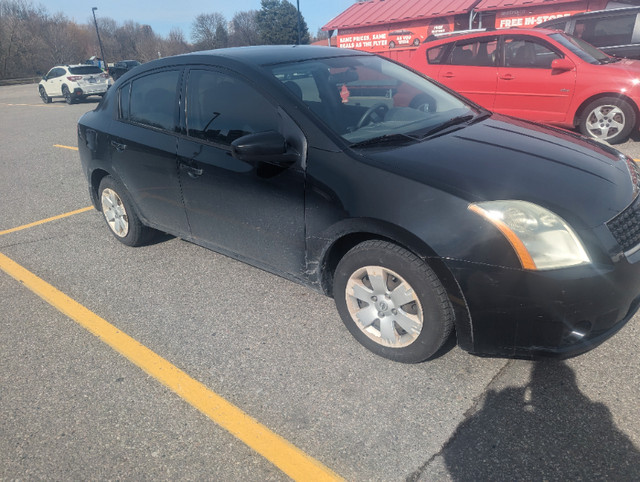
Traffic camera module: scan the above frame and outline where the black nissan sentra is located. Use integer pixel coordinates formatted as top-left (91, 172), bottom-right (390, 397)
top-left (77, 45), bottom-right (640, 363)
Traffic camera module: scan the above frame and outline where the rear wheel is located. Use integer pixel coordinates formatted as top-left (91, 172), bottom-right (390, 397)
top-left (98, 176), bottom-right (156, 246)
top-left (62, 86), bottom-right (74, 104)
top-left (333, 240), bottom-right (453, 363)
top-left (579, 97), bottom-right (635, 144)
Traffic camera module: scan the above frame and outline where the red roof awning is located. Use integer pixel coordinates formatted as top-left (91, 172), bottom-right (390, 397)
top-left (322, 0), bottom-right (481, 31)
top-left (474, 0), bottom-right (583, 12)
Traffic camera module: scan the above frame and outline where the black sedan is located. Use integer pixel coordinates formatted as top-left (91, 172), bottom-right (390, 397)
top-left (77, 45), bottom-right (640, 363)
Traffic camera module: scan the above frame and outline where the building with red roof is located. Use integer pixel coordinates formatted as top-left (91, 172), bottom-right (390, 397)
top-left (321, 0), bottom-right (627, 54)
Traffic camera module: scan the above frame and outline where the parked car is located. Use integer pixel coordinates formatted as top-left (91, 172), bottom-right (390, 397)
top-left (109, 60), bottom-right (141, 81)
top-left (39, 64), bottom-right (109, 104)
top-left (78, 46), bottom-right (640, 363)
top-left (407, 28), bottom-right (640, 144)
top-left (537, 6), bottom-right (640, 60)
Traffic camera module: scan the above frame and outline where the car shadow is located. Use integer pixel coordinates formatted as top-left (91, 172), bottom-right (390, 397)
top-left (434, 360), bottom-right (640, 480)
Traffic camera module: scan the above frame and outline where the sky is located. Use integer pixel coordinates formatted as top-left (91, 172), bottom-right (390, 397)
top-left (41, 0), bottom-right (354, 39)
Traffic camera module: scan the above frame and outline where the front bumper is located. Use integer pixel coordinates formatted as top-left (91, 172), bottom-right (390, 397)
top-left (445, 252), bottom-right (640, 359)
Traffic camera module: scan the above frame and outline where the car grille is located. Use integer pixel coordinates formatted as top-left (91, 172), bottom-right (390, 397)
top-left (607, 194), bottom-right (640, 253)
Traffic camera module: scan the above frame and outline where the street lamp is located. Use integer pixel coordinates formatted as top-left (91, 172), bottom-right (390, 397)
top-left (92, 7), bottom-right (106, 69)
top-left (296, 0), bottom-right (301, 45)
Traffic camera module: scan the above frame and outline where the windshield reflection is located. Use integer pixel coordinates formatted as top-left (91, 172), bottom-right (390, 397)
top-left (268, 55), bottom-right (478, 146)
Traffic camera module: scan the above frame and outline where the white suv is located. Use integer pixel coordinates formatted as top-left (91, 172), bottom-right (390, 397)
top-left (39, 64), bottom-right (109, 104)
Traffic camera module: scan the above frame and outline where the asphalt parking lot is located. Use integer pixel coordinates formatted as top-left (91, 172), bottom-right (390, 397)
top-left (1, 82), bottom-right (639, 480)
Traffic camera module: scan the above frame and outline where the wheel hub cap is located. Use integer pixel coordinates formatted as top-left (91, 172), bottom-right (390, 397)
top-left (345, 265), bottom-right (423, 348)
top-left (101, 188), bottom-right (129, 237)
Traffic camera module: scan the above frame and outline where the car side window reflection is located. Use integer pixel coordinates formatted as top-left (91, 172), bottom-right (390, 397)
top-left (124, 70), bottom-right (180, 131)
top-left (503, 38), bottom-right (560, 69)
top-left (186, 69), bottom-right (279, 146)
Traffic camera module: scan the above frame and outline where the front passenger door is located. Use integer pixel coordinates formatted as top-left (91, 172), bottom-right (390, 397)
top-left (177, 68), bottom-right (306, 277)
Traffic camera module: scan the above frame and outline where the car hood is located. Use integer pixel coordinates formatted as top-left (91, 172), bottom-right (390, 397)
top-left (364, 114), bottom-right (637, 229)
top-left (594, 57), bottom-right (640, 78)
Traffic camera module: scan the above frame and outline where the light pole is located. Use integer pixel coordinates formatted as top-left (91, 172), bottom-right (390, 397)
top-left (296, 0), bottom-right (301, 45)
top-left (92, 7), bottom-right (106, 69)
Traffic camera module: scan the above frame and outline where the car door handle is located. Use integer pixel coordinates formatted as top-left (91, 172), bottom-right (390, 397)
top-left (110, 140), bottom-right (127, 152)
top-left (499, 74), bottom-right (515, 80)
top-left (179, 160), bottom-right (203, 178)
top-left (442, 72), bottom-right (455, 78)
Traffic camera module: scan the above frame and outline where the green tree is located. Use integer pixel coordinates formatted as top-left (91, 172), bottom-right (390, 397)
top-left (256, 0), bottom-right (310, 45)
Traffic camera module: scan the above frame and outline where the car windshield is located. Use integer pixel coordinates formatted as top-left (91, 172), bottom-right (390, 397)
top-left (267, 54), bottom-right (477, 145)
top-left (550, 32), bottom-right (613, 64)
top-left (69, 66), bottom-right (104, 75)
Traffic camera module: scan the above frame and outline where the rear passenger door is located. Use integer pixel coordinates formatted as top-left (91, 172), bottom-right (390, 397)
top-left (108, 68), bottom-right (191, 236)
top-left (435, 37), bottom-right (498, 110)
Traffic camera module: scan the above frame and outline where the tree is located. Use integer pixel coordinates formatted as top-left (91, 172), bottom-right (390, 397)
top-left (191, 12), bottom-right (228, 50)
top-left (229, 10), bottom-right (260, 47)
top-left (256, 0), bottom-right (310, 45)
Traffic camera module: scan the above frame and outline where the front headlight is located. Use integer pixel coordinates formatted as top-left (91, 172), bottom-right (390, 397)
top-left (469, 200), bottom-right (590, 270)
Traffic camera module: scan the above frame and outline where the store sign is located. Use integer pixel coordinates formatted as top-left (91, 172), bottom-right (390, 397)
top-left (336, 20), bottom-right (452, 53)
top-left (496, 8), bottom-right (583, 28)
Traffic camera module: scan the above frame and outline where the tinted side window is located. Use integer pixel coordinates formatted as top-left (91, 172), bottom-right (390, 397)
top-left (504, 38), bottom-right (560, 68)
top-left (128, 70), bottom-right (180, 131)
top-left (119, 82), bottom-right (131, 120)
top-left (440, 38), bottom-right (498, 66)
top-left (426, 45), bottom-right (449, 64)
top-left (186, 69), bottom-right (279, 146)
top-left (577, 15), bottom-right (635, 46)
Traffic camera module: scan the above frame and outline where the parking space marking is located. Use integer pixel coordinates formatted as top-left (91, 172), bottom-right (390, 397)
top-left (54, 144), bottom-right (78, 151)
top-left (0, 207), bottom-right (93, 236)
top-left (0, 251), bottom-right (342, 481)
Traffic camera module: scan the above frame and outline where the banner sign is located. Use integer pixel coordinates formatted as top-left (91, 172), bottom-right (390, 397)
top-left (496, 7), bottom-right (584, 28)
top-left (336, 19), bottom-right (453, 52)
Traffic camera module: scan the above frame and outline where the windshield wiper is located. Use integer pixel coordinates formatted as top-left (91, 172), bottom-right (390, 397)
top-left (349, 133), bottom-right (420, 149)
top-left (418, 114), bottom-right (476, 139)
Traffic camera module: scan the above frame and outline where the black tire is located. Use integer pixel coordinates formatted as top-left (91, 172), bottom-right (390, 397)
top-left (579, 96), bottom-right (636, 144)
top-left (98, 176), bottom-right (156, 246)
top-left (333, 240), bottom-right (453, 363)
top-left (62, 85), bottom-right (74, 105)
top-left (39, 86), bottom-right (51, 104)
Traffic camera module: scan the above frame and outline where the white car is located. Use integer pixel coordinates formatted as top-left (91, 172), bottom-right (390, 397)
top-left (38, 64), bottom-right (109, 104)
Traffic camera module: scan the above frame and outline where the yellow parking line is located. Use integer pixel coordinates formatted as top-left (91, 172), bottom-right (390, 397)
top-left (0, 207), bottom-right (93, 236)
top-left (54, 144), bottom-right (79, 151)
top-left (0, 252), bottom-right (342, 481)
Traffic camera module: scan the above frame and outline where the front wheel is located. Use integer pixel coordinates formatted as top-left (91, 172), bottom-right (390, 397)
top-left (39, 86), bottom-right (51, 104)
top-left (333, 240), bottom-right (453, 363)
top-left (98, 176), bottom-right (156, 246)
top-left (579, 97), bottom-right (636, 144)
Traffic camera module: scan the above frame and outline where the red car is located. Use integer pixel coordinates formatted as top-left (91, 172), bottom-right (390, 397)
top-left (405, 28), bottom-right (640, 144)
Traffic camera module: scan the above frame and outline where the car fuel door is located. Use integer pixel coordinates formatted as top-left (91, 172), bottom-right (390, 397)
top-left (177, 68), bottom-right (307, 278)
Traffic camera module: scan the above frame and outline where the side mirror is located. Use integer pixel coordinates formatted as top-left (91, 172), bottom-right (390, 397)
top-left (551, 58), bottom-right (574, 72)
top-left (231, 131), bottom-right (299, 167)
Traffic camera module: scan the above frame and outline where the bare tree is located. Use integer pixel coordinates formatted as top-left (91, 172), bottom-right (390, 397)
top-left (229, 10), bottom-right (260, 47)
top-left (191, 12), bottom-right (228, 50)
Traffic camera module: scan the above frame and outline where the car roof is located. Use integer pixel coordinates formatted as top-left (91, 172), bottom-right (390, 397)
top-left (544, 6), bottom-right (640, 21)
top-left (424, 28), bottom-right (559, 44)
